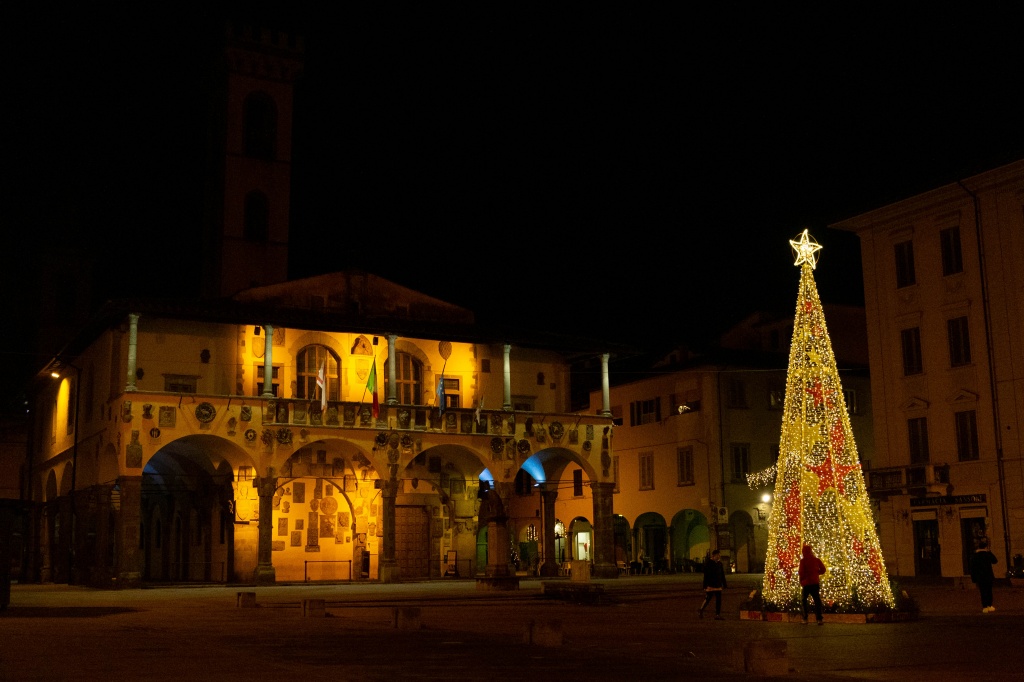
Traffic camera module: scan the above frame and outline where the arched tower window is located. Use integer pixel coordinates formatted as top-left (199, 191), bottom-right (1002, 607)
top-left (296, 346), bottom-right (340, 401)
top-left (243, 191), bottom-right (269, 242)
top-left (243, 92), bottom-right (277, 160)
top-left (386, 351), bottom-right (422, 405)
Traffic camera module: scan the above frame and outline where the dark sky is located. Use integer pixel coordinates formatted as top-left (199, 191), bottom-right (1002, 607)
top-left (6, 6), bottom-right (1024, 377)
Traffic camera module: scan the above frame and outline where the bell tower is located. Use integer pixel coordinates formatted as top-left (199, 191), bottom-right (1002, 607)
top-left (202, 22), bottom-right (304, 298)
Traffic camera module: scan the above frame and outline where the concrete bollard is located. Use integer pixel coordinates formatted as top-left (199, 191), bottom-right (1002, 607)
top-left (302, 599), bottom-right (326, 617)
top-left (236, 592), bottom-right (257, 608)
top-left (393, 606), bottom-right (422, 630)
top-left (744, 638), bottom-right (788, 676)
top-left (523, 619), bottom-right (563, 647)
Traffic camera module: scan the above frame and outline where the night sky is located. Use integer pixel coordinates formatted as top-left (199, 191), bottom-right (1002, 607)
top-left (5, 6), bottom-right (1024, 391)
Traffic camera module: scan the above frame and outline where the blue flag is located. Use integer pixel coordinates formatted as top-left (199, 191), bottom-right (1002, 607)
top-left (437, 375), bottom-right (445, 415)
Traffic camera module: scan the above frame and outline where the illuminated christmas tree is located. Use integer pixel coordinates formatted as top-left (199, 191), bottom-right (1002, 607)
top-left (760, 230), bottom-right (894, 611)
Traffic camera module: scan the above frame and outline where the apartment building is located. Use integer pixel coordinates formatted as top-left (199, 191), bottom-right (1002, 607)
top-left (832, 159), bottom-right (1024, 579)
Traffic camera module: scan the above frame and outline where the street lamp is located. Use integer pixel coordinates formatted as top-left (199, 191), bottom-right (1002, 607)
top-left (51, 361), bottom-right (81, 584)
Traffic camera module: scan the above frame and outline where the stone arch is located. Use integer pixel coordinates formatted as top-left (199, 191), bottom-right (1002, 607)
top-left (397, 442), bottom-right (488, 579)
top-left (286, 330), bottom-right (344, 399)
top-left (271, 440), bottom-right (365, 581)
top-left (387, 339), bottom-right (435, 407)
top-left (533, 446), bottom-right (601, 486)
top-left (58, 462), bottom-right (74, 496)
top-left (393, 338), bottom-right (430, 369)
top-left (612, 514), bottom-right (631, 565)
top-left (97, 441), bottom-right (119, 486)
top-left (141, 434), bottom-right (256, 583)
top-left (568, 516), bottom-right (592, 562)
top-left (670, 508), bottom-right (711, 571)
top-left (729, 509), bottom-right (758, 573)
top-left (634, 511), bottom-right (668, 572)
top-left (45, 469), bottom-right (58, 502)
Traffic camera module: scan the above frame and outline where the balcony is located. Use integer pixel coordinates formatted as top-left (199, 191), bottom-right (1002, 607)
top-left (866, 463), bottom-right (950, 498)
top-left (117, 392), bottom-right (609, 464)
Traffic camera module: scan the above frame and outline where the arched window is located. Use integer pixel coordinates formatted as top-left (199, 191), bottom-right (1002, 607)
top-left (386, 351), bottom-right (422, 404)
top-left (243, 191), bottom-right (269, 242)
top-left (296, 346), bottom-right (340, 401)
top-left (243, 92), bottom-right (277, 160)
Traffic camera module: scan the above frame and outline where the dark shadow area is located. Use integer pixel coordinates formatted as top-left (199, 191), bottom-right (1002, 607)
top-left (0, 606), bottom-right (138, 618)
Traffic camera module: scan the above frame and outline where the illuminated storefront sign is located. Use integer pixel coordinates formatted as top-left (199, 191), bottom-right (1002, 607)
top-left (910, 494), bottom-right (986, 507)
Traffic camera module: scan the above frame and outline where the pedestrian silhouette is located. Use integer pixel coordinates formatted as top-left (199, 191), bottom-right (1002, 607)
top-left (969, 537), bottom-right (998, 613)
top-left (698, 549), bottom-right (727, 619)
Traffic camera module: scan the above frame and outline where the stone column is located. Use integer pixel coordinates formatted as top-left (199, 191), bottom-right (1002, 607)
top-left (253, 476), bottom-right (277, 585)
top-left (126, 313), bottom-right (139, 392)
top-left (486, 483), bottom-right (513, 577)
top-left (57, 496), bottom-right (72, 584)
top-left (116, 476), bottom-right (142, 589)
top-left (665, 526), bottom-right (674, 573)
top-left (591, 481), bottom-right (618, 578)
top-left (539, 486), bottom-right (559, 577)
top-left (600, 352), bottom-right (612, 417)
top-left (0, 503), bottom-right (14, 607)
top-left (26, 501), bottom-right (42, 582)
top-left (378, 478), bottom-right (400, 583)
top-left (95, 486), bottom-right (112, 585)
top-left (261, 325), bottom-right (275, 397)
top-left (486, 516), bottom-right (511, 577)
top-left (386, 334), bottom-right (398, 405)
top-left (502, 343), bottom-right (512, 411)
top-left (37, 506), bottom-right (51, 583)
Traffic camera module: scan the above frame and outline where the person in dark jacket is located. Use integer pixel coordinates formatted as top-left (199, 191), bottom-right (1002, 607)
top-left (799, 544), bottom-right (826, 625)
top-left (698, 549), bottom-right (727, 619)
top-left (969, 538), bottom-right (998, 613)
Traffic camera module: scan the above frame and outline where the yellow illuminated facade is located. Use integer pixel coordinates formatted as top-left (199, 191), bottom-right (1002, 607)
top-left (831, 161), bottom-right (1024, 582)
top-left (24, 286), bottom-right (620, 587)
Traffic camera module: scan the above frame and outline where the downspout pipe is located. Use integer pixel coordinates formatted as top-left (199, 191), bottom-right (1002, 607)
top-left (716, 369), bottom-right (726, 554)
top-left (957, 179), bottom-right (1010, 572)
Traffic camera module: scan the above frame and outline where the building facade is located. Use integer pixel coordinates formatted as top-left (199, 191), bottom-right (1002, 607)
top-left (594, 305), bottom-right (874, 576)
top-left (23, 276), bottom-right (622, 587)
top-left (7, 21), bottom-right (638, 590)
top-left (832, 160), bottom-right (1024, 580)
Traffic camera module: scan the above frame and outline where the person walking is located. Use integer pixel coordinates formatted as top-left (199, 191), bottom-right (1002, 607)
top-left (969, 538), bottom-right (998, 613)
top-left (799, 544), bottom-right (826, 625)
top-left (698, 549), bottom-right (727, 619)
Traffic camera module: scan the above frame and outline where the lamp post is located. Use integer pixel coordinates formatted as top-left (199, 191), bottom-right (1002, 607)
top-left (51, 361), bottom-right (80, 584)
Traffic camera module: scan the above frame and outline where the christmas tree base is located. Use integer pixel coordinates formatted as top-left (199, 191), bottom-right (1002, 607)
top-left (739, 610), bottom-right (916, 623)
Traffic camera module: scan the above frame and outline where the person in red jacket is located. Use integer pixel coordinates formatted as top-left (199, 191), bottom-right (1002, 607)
top-left (799, 544), bottom-right (826, 625)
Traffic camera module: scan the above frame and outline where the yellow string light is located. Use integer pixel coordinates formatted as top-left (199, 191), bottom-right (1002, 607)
top-left (746, 464), bottom-right (777, 490)
top-left (762, 232), bottom-right (894, 612)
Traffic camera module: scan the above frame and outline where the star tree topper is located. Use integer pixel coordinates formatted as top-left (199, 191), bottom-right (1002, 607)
top-left (790, 229), bottom-right (823, 269)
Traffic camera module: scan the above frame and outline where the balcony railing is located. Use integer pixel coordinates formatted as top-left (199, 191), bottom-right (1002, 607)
top-left (125, 392), bottom-right (608, 453)
top-left (866, 463), bottom-right (950, 495)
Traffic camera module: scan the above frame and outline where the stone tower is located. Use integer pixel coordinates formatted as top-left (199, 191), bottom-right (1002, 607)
top-left (201, 22), bottom-right (304, 298)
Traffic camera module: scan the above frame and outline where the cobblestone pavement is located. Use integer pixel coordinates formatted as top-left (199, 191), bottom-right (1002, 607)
top-left (2, 574), bottom-right (1022, 681)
